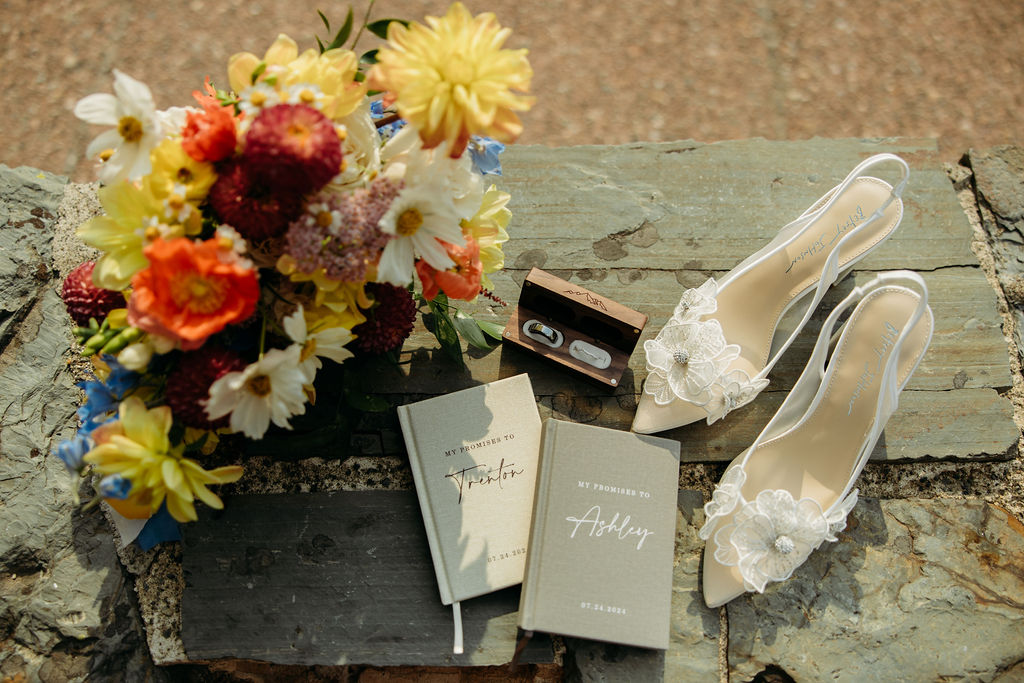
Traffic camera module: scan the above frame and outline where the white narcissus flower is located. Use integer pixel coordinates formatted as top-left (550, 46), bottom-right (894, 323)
top-left (381, 126), bottom-right (483, 219)
top-left (376, 184), bottom-right (465, 286)
top-left (282, 305), bottom-right (355, 380)
top-left (205, 345), bottom-right (309, 439)
top-left (329, 100), bottom-right (381, 188)
top-left (74, 70), bottom-right (164, 184)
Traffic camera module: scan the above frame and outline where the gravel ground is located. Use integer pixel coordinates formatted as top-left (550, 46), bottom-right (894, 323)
top-left (1, 0), bottom-right (1022, 181)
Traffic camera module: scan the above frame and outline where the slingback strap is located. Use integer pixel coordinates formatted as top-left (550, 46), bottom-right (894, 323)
top-left (698, 270), bottom-right (930, 595)
top-left (643, 154), bottom-right (910, 425)
top-left (757, 154), bottom-right (911, 378)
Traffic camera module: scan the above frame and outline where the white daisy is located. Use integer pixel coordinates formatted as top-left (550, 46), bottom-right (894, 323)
top-left (205, 346), bottom-right (310, 439)
top-left (282, 305), bottom-right (355, 380)
top-left (376, 184), bottom-right (465, 286)
top-left (74, 69), bottom-right (163, 184)
top-left (236, 83), bottom-right (282, 126)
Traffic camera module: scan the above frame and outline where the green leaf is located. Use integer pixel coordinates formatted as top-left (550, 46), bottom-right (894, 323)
top-left (318, 9), bottom-right (330, 31)
top-left (427, 295), bottom-right (464, 366)
top-left (250, 62), bottom-right (267, 85)
top-left (367, 18), bottom-right (408, 40)
top-left (360, 48), bottom-right (379, 65)
top-left (477, 319), bottom-right (506, 342)
top-left (315, 36), bottom-right (326, 53)
top-left (327, 8), bottom-right (355, 50)
top-left (453, 311), bottom-right (491, 350)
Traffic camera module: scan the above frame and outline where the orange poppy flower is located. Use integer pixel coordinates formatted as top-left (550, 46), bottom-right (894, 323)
top-left (128, 237), bottom-right (259, 349)
top-left (181, 77), bottom-right (238, 163)
top-left (415, 237), bottom-right (482, 302)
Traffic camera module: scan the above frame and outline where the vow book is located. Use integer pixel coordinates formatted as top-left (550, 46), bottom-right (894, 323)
top-left (397, 374), bottom-right (542, 653)
top-left (519, 419), bottom-right (681, 650)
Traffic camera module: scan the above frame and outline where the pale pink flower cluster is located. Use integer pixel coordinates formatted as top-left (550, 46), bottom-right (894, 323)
top-left (283, 178), bottom-right (402, 282)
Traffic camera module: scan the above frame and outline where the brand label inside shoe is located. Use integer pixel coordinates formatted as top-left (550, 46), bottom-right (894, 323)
top-left (846, 320), bottom-right (900, 415)
top-left (786, 205), bottom-right (867, 274)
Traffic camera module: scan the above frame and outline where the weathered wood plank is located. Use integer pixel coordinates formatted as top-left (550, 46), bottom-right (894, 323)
top-left (181, 491), bottom-right (553, 666)
top-left (496, 139), bottom-right (976, 272)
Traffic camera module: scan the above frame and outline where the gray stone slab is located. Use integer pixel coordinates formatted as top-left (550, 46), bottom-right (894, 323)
top-left (0, 166), bottom-right (159, 681)
top-left (498, 138), bottom-right (976, 272)
top-left (967, 146), bottom-right (1024, 358)
top-left (727, 497), bottom-right (1024, 682)
top-left (181, 490), bottom-right (554, 666)
top-left (564, 490), bottom-right (719, 682)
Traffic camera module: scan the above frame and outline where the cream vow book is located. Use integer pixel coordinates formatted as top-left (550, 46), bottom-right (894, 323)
top-left (518, 419), bottom-right (681, 650)
top-left (397, 374), bottom-right (542, 653)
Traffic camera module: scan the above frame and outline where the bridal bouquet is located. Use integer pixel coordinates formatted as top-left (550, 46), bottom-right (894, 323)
top-left (53, 3), bottom-right (534, 534)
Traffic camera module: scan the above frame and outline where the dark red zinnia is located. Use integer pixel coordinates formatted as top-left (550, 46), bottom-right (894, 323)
top-left (208, 158), bottom-right (303, 241)
top-left (165, 346), bottom-right (248, 429)
top-left (61, 261), bottom-right (124, 326)
top-left (351, 283), bottom-right (417, 354)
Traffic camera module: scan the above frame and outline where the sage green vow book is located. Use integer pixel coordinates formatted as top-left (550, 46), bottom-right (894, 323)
top-left (397, 374), bottom-right (543, 605)
top-left (518, 419), bottom-right (681, 650)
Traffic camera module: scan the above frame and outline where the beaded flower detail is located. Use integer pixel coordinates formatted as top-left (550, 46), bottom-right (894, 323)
top-left (707, 488), bottom-right (858, 594)
top-left (643, 278), bottom-right (769, 424)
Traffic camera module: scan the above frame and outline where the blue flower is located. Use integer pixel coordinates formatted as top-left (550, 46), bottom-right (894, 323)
top-left (54, 435), bottom-right (91, 473)
top-left (99, 474), bottom-right (132, 499)
top-left (370, 100), bottom-right (406, 142)
top-left (468, 136), bottom-right (505, 176)
top-left (77, 356), bottom-right (140, 431)
top-left (136, 501), bottom-right (182, 550)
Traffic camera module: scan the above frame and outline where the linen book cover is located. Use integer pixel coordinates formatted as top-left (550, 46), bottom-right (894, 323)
top-left (518, 419), bottom-right (681, 650)
top-left (397, 373), bottom-right (542, 606)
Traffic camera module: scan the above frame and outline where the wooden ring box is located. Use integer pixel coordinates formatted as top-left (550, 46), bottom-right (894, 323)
top-left (502, 268), bottom-right (648, 387)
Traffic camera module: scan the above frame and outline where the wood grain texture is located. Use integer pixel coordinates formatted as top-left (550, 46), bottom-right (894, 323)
top-left (181, 490), bottom-right (554, 666)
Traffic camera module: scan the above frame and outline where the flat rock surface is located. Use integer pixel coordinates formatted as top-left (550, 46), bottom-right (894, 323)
top-left (375, 138), bottom-right (1018, 465)
top-left (0, 166), bottom-right (159, 682)
top-left (3, 141), bottom-right (1023, 680)
top-left (727, 497), bottom-right (1024, 682)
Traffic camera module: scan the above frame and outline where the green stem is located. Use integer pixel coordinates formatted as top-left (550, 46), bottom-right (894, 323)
top-left (259, 312), bottom-right (268, 360)
top-left (351, 0), bottom-right (377, 51)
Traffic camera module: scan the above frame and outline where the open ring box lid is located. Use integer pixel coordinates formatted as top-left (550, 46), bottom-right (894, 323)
top-left (502, 268), bottom-right (648, 387)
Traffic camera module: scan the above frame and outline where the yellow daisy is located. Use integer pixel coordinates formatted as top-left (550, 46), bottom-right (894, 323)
top-left (368, 2), bottom-right (535, 157)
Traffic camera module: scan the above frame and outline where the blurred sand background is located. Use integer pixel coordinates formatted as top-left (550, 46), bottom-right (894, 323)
top-left (1, 0), bottom-right (1021, 183)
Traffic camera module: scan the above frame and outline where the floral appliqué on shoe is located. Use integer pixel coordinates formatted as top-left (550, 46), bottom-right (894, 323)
top-left (643, 278), bottom-right (769, 424)
top-left (708, 488), bottom-right (858, 594)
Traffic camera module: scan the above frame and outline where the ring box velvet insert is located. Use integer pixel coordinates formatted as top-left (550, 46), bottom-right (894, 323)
top-left (502, 268), bottom-right (648, 387)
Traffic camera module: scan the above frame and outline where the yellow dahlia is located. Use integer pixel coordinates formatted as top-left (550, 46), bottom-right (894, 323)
top-left (368, 2), bottom-right (534, 157)
top-left (228, 34), bottom-right (366, 121)
top-left (84, 397), bottom-right (243, 522)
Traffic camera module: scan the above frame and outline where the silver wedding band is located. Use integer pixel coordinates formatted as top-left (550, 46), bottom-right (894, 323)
top-left (527, 321), bottom-right (559, 343)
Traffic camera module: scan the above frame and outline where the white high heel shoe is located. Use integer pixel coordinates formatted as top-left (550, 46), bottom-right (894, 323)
top-left (699, 270), bottom-right (933, 607)
top-left (632, 154), bottom-right (911, 433)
